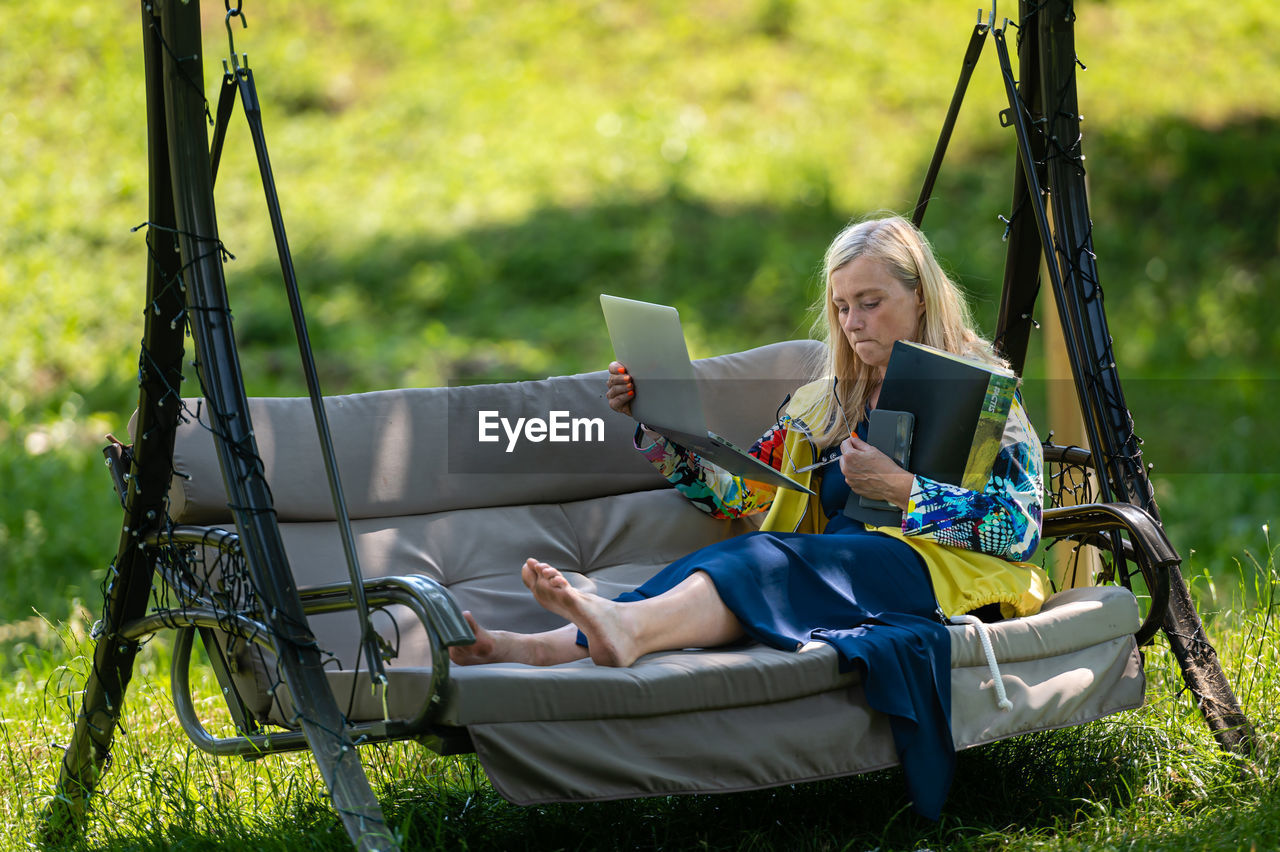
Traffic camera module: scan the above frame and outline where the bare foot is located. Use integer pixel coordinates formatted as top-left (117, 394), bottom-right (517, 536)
top-left (521, 558), bottom-right (641, 667)
top-left (449, 612), bottom-right (523, 665)
top-left (448, 611), bottom-right (588, 667)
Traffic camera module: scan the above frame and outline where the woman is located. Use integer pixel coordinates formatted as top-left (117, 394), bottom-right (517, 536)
top-left (452, 215), bottom-right (1047, 668)
top-left (451, 215), bottom-right (1050, 816)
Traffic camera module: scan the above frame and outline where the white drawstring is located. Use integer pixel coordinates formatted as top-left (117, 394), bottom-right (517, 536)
top-left (949, 614), bottom-right (1013, 711)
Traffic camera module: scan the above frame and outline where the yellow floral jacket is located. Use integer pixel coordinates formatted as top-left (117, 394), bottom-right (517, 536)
top-left (638, 380), bottom-right (1052, 618)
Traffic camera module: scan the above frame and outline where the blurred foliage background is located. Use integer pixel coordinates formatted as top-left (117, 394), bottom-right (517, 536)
top-left (1, 0), bottom-right (1277, 624)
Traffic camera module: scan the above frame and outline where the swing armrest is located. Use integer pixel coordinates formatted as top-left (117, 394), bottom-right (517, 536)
top-left (297, 574), bottom-right (475, 649)
top-left (1041, 502), bottom-right (1175, 646)
top-left (135, 523), bottom-right (475, 759)
top-left (144, 525), bottom-right (474, 651)
top-left (286, 574), bottom-right (474, 735)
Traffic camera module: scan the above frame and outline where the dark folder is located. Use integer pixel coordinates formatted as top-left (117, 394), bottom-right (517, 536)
top-left (844, 340), bottom-right (1018, 527)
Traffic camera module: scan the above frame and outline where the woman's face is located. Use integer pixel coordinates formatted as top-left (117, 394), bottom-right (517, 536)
top-left (830, 255), bottom-right (925, 375)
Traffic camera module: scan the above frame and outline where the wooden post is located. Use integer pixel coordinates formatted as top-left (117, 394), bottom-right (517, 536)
top-left (1042, 255), bottom-right (1101, 590)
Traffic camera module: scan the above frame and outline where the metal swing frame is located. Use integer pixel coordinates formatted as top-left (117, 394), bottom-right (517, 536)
top-left (42, 2), bottom-right (1253, 851)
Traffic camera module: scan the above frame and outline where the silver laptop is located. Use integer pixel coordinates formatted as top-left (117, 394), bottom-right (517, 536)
top-left (600, 294), bottom-right (813, 494)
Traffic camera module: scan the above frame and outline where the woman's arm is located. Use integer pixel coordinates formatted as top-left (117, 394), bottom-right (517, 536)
top-left (607, 360), bottom-right (794, 519)
top-left (900, 396), bottom-right (1044, 561)
top-left (637, 418), bottom-right (789, 519)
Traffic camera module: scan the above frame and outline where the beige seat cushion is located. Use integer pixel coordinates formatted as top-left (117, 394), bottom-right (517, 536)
top-left (270, 584), bottom-right (1141, 726)
top-left (467, 635), bottom-right (1143, 805)
top-left (270, 586), bottom-right (1144, 804)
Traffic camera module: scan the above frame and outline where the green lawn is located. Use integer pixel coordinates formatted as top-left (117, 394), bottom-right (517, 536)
top-left (2, 1), bottom-right (1278, 848)
top-left (2, 551), bottom-right (1275, 851)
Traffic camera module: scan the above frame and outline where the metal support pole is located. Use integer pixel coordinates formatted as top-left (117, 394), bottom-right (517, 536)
top-left (41, 5), bottom-right (189, 842)
top-left (152, 2), bottom-right (397, 847)
top-left (993, 7), bottom-right (1045, 374)
top-left (912, 10), bottom-right (993, 228)
top-left (48, 2), bottom-right (399, 848)
top-left (999, 0), bottom-right (1254, 752)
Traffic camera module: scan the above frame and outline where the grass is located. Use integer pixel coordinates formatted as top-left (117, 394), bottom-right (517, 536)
top-left (2, 0), bottom-right (1279, 848)
top-left (2, 1), bottom-right (1278, 606)
top-left (3, 1), bottom-right (1280, 607)
top-left (1, 537), bottom-right (1275, 851)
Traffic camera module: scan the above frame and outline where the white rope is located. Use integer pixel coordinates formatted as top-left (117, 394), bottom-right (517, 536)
top-left (949, 614), bottom-right (1013, 711)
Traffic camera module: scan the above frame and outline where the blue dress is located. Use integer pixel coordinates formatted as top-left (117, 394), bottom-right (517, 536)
top-left (581, 436), bottom-right (957, 818)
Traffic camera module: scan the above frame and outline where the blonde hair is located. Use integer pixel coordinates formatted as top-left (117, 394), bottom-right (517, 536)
top-left (803, 215), bottom-right (1007, 447)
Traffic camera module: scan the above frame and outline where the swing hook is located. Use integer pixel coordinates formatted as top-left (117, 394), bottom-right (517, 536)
top-left (975, 3), bottom-right (998, 34)
top-left (225, 2), bottom-right (248, 72)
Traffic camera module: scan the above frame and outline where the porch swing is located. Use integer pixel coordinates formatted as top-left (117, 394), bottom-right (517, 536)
top-left (44, 2), bottom-right (1254, 851)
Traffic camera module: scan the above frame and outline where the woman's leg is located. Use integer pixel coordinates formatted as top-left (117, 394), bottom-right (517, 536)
top-left (448, 615), bottom-right (588, 667)
top-left (451, 558), bottom-right (745, 668)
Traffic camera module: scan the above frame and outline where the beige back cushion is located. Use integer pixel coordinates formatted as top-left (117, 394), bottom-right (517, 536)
top-left (164, 340), bottom-right (824, 525)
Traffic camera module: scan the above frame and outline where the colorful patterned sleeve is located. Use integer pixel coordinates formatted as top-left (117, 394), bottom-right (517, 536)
top-left (901, 396), bottom-right (1044, 561)
top-left (636, 416), bottom-right (791, 519)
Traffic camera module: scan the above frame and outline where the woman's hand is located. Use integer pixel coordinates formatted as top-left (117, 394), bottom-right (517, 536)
top-left (605, 361), bottom-right (636, 418)
top-left (838, 433), bottom-right (915, 510)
